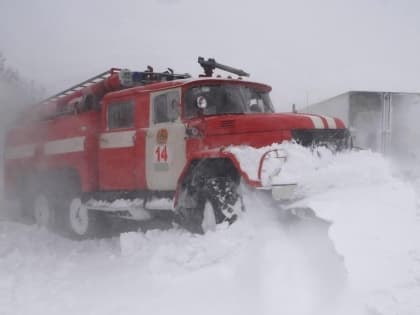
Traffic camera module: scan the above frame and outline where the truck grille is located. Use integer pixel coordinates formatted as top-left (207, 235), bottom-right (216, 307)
top-left (219, 120), bottom-right (235, 128)
top-left (291, 129), bottom-right (351, 151)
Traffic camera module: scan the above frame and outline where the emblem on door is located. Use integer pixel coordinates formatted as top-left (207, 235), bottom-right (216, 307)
top-left (156, 128), bottom-right (168, 144)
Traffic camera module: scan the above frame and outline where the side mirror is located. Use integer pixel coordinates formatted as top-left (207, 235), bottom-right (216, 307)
top-left (196, 96), bottom-right (208, 109)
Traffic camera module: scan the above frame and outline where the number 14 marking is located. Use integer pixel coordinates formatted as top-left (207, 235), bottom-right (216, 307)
top-left (155, 144), bottom-right (168, 162)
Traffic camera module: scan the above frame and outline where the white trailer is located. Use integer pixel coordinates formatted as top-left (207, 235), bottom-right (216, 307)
top-left (304, 91), bottom-right (420, 160)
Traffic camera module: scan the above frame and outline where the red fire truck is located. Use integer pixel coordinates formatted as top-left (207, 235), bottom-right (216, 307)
top-left (4, 57), bottom-right (350, 238)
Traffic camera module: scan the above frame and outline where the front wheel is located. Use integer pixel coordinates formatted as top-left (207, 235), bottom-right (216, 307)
top-left (178, 177), bottom-right (243, 234)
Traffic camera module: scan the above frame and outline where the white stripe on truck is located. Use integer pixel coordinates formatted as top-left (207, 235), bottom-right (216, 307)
top-left (302, 115), bottom-right (324, 129)
top-left (5, 136), bottom-right (85, 159)
top-left (4, 144), bottom-right (35, 159)
top-left (100, 130), bottom-right (136, 149)
top-left (44, 136), bottom-right (85, 155)
top-left (322, 116), bottom-right (337, 129)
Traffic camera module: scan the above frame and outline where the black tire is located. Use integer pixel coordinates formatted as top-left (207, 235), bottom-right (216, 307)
top-left (22, 174), bottom-right (60, 230)
top-left (33, 193), bottom-right (56, 230)
top-left (177, 177), bottom-right (242, 234)
top-left (45, 171), bottom-right (109, 239)
top-left (19, 176), bottom-right (40, 223)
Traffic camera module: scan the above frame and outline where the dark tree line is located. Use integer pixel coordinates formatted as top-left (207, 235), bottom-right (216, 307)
top-left (0, 52), bottom-right (44, 109)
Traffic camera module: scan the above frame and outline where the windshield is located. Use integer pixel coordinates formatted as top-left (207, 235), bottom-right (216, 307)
top-left (184, 84), bottom-right (274, 118)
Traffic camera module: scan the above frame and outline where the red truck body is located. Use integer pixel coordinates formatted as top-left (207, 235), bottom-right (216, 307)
top-left (4, 61), bottom-right (349, 237)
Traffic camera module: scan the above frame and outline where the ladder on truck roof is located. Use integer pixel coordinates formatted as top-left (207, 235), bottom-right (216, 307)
top-left (39, 67), bottom-right (191, 106)
top-left (40, 68), bottom-right (121, 105)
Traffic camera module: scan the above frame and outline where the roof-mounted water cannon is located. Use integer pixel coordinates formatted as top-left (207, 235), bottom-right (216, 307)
top-left (198, 57), bottom-right (250, 78)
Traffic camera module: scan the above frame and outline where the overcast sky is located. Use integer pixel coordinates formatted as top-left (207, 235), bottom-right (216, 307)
top-left (1, 0), bottom-right (419, 110)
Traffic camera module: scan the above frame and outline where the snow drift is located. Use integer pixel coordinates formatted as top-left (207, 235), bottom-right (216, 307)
top-left (1, 144), bottom-right (420, 315)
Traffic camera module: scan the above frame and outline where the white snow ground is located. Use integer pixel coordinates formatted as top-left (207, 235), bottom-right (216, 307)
top-left (1, 144), bottom-right (420, 315)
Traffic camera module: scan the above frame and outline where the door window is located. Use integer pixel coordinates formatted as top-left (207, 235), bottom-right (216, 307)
top-left (152, 90), bottom-right (180, 124)
top-left (108, 101), bottom-right (134, 129)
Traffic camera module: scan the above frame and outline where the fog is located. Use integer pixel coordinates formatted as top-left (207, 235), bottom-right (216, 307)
top-left (1, 0), bottom-right (420, 109)
top-left (1, 1), bottom-right (420, 315)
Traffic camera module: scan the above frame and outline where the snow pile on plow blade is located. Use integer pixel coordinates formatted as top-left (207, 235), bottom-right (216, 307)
top-left (227, 142), bottom-right (345, 202)
top-left (227, 144), bottom-right (297, 201)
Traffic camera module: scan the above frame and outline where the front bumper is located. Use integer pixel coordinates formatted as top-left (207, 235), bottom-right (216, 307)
top-left (257, 183), bottom-right (297, 201)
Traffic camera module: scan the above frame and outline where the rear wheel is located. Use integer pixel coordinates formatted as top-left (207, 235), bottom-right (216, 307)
top-left (66, 197), bottom-right (108, 239)
top-left (69, 198), bottom-right (90, 236)
top-left (19, 176), bottom-right (40, 223)
top-left (33, 194), bottom-right (55, 229)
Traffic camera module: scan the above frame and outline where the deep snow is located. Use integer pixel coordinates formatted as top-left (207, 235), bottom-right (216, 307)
top-left (1, 144), bottom-right (420, 315)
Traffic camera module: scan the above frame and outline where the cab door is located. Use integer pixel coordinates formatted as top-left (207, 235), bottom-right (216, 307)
top-left (98, 98), bottom-right (136, 190)
top-left (145, 88), bottom-right (186, 191)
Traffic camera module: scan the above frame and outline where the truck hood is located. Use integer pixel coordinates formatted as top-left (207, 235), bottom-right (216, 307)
top-left (194, 113), bottom-right (344, 136)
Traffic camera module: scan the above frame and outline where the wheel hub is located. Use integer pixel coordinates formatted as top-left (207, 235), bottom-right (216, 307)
top-left (69, 198), bottom-right (89, 235)
top-left (201, 201), bottom-right (217, 233)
